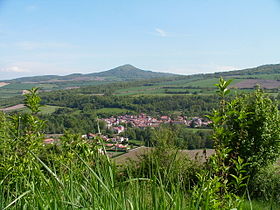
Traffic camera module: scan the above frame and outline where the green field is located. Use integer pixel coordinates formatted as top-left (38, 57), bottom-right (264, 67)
top-left (40, 105), bottom-right (63, 114)
top-left (128, 139), bottom-right (145, 146)
top-left (184, 127), bottom-right (213, 132)
top-left (6, 105), bottom-right (62, 114)
top-left (113, 77), bottom-right (249, 96)
top-left (95, 108), bottom-right (132, 115)
top-left (1, 66), bottom-right (280, 99)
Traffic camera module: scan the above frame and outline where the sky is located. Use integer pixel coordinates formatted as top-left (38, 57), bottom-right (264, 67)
top-left (0, 0), bottom-right (280, 79)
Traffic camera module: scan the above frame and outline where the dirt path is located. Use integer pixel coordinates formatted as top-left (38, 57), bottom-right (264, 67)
top-left (0, 104), bottom-right (25, 111)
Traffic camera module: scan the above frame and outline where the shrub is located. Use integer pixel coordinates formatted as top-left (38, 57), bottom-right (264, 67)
top-left (250, 164), bottom-right (280, 203)
top-left (210, 78), bottom-right (280, 192)
top-left (121, 127), bottom-right (202, 191)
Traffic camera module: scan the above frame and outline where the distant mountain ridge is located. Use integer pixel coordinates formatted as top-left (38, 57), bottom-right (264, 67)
top-left (1, 63), bottom-right (280, 99)
top-left (4, 64), bottom-right (177, 83)
top-left (90, 64), bottom-right (176, 79)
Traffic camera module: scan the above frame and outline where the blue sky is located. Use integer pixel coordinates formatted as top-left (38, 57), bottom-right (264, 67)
top-left (0, 0), bottom-right (280, 79)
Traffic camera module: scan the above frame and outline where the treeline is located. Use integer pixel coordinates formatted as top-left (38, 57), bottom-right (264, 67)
top-left (41, 93), bottom-right (220, 116)
top-left (41, 110), bottom-right (106, 134)
top-left (121, 125), bottom-right (213, 149)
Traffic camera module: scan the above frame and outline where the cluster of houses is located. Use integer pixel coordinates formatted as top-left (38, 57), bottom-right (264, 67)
top-left (101, 113), bottom-right (211, 131)
top-left (82, 133), bottom-right (128, 143)
top-left (44, 133), bottom-right (130, 152)
top-left (81, 133), bottom-right (130, 151)
top-left (43, 114), bottom-right (211, 153)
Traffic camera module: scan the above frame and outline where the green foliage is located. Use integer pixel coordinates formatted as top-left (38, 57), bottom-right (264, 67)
top-left (250, 164), bottom-right (280, 202)
top-left (208, 77), bottom-right (280, 199)
top-left (190, 77), bottom-right (280, 208)
top-left (212, 88), bottom-right (280, 178)
top-left (24, 87), bottom-right (42, 114)
top-left (122, 127), bottom-right (202, 193)
top-left (1, 82), bottom-right (279, 209)
top-left (214, 77), bottom-right (232, 98)
top-left (0, 88), bottom-right (45, 190)
top-left (190, 170), bottom-right (242, 209)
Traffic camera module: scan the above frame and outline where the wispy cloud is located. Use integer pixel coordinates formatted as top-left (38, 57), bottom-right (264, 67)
top-left (155, 28), bottom-right (167, 37)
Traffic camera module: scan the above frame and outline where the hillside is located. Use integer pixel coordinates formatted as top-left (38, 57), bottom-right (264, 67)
top-left (216, 64), bottom-right (280, 76)
top-left (4, 64), bottom-right (177, 83)
top-left (1, 63), bottom-right (280, 100)
top-left (89, 64), bottom-right (176, 79)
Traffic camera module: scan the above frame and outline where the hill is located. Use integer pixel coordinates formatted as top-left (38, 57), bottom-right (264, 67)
top-left (89, 64), bottom-right (175, 79)
top-left (216, 64), bottom-right (280, 76)
top-left (1, 63), bottom-right (280, 100)
top-left (4, 64), bottom-right (177, 83)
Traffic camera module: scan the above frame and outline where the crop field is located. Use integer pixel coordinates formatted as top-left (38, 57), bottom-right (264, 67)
top-left (113, 77), bottom-right (249, 96)
top-left (233, 79), bottom-right (280, 89)
top-left (3, 83), bottom-right (37, 90)
top-left (40, 105), bottom-right (63, 114)
top-left (0, 104), bottom-right (25, 111)
top-left (113, 147), bottom-right (215, 165)
top-left (0, 104), bottom-right (62, 114)
top-left (227, 73), bottom-right (280, 80)
top-left (1, 71), bottom-right (280, 99)
top-left (0, 89), bottom-right (21, 98)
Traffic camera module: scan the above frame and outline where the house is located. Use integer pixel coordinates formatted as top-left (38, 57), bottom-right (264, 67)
top-left (113, 125), bottom-right (125, 134)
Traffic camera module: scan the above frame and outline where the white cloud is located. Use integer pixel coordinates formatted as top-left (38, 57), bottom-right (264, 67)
top-left (155, 28), bottom-right (167, 37)
top-left (16, 41), bottom-right (77, 50)
top-left (1, 66), bottom-right (29, 73)
top-left (0, 61), bottom-right (82, 77)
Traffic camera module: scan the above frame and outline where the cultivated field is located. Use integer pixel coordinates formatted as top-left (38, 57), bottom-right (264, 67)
top-left (0, 104), bottom-right (25, 111)
top-left (114, 146), bottom-right (215, 165)
top-left (233, 79), bottom-right (280, 89)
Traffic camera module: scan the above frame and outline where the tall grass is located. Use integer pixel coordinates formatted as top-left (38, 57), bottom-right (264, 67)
top-left (1, 150), bottom-right (278, 209)
top-left (0, 150), bottom-right (190, 209)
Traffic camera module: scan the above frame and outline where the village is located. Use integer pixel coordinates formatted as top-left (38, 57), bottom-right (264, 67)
top-left (44, 113), bottom-right (212, 156)
top-left (94, 114), bottom-right (211, 154)
top-left (101, 113), bottom-right (211, 131)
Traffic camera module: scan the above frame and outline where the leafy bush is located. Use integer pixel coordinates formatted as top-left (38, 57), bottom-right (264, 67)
top-left (250, 164), bottom-right (280, 203)
top-left (209, 78), bottom-right (280, 194)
